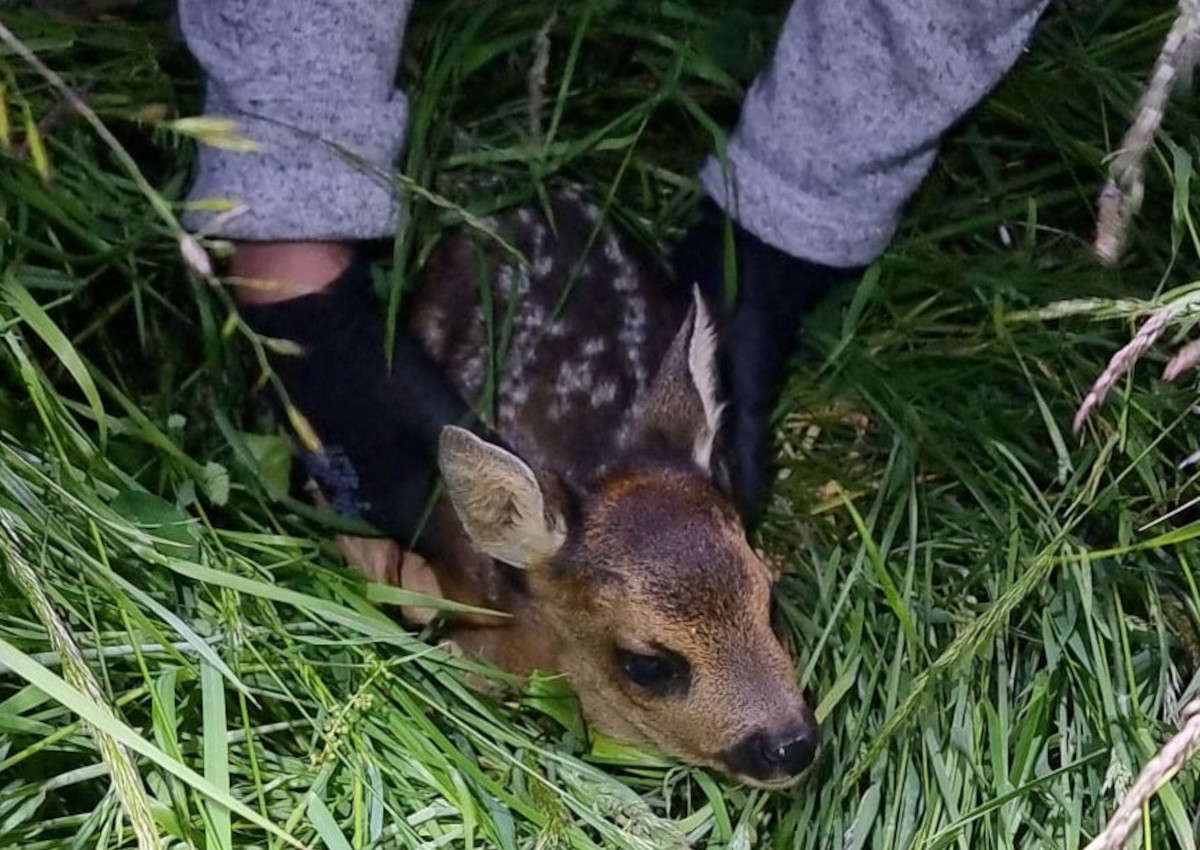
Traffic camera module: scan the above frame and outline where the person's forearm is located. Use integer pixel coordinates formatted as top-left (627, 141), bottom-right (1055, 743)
top-left (178, 0), bottom-right (414, 242)
top-left (702, 0), bottom-right (1049, 268)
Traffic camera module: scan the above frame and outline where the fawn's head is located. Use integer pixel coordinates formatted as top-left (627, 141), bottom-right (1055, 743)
top-left (438, 292), bottom-right (818, 787)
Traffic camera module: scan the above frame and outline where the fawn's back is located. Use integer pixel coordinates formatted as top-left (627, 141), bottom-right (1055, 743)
top-left (411, 188), bottom-right (683, 479)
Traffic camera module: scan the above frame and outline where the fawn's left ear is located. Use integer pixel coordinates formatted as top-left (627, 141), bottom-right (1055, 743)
top-left (437, 426), bottom-right (568, 569)
top-left (627, 287), bottom-right (724, 474)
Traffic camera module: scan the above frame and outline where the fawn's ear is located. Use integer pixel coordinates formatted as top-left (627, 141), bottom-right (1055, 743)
top-left (437, 426), bottom-right (567, 569)
top-left (628, 288), bottom-right (724, 473)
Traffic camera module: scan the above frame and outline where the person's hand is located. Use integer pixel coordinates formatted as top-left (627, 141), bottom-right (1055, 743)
top-left (672, 199), bottom-right (858, 524)
top-left (233, 243), bottom-right (485, 559)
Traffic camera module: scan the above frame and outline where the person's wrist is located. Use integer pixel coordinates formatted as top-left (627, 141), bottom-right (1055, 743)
top-left (232, 241), bottom-right (356, 305)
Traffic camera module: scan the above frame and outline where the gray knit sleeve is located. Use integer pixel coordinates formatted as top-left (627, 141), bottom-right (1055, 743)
top-left (178, 0), bottom-right (414, 241)
top-left (701, 0), bottom-right (1049, 268)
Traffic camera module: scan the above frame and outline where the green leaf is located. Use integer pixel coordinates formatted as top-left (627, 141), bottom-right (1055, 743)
top-left (200, 661), bottom-right (231, 850)
top-left (109, 490), bottom-right (200, 562)
top-left (200, 461), bottom-right (230, 507)
top-left (1, 273), bottom-right (106, 446)
top-left (523, 671), bottom-right (582, 731)
top-left (240, 433), bottom-right (292, 500)
top-left (306, 794), bottom-right (353, 850)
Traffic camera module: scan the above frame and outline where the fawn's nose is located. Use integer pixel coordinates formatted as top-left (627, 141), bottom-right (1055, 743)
top-left (759, 725), bottom-right (819, 774)
top-left (721, 709), bottom-right (819, 785)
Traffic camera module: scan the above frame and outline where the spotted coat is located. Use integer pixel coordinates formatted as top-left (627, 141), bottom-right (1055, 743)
top-left (409, 188), bottom-right (687, 484)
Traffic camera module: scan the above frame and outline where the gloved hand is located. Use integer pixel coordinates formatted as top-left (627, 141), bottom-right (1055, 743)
top-left (672, 198), bottom-right (858, 524)
top-left (238, 251), bottom-right (487, 559)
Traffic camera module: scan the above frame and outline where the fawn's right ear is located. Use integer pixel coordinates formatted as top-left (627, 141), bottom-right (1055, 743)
top-left (627, 288), bottom-right (725, 474)
top-left (437, 426), bottom-right (567, 569)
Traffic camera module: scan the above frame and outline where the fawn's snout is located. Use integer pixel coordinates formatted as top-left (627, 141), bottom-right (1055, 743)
top-left (722, 708), bottom-right (820, 786)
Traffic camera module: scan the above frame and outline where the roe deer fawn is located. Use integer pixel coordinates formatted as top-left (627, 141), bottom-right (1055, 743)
top-left (343, 187), bottom-right (818, 788)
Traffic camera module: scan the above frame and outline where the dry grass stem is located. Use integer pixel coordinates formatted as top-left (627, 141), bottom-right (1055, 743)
top-left (1084, 694), bottom-right (1200, 850)
top-left (528, 13), bottom-right (557, 144)
top-left (1094, 0), bottom-right (1200, 265)
top-left (1073, 306), bottom-right (1176, 431)
top-left (1161, 334), bottom-right (1200, 380)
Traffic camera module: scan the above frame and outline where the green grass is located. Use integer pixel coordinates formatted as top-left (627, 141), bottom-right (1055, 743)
top-left (2, 0), bottom-right (1200, 848)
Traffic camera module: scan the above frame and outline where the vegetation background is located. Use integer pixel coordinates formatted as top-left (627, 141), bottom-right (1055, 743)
top-left (1, 0), bottom-right (1200, 847)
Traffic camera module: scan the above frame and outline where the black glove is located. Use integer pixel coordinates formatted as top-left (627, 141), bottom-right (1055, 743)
top-left (672, 198), bottom-right (858, 524)
top-left (238, 253), bottom-right (485, 559)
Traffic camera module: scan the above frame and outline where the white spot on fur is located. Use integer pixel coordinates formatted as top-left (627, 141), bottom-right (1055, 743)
top-left (498, 379), bottom-right (532, 428)
top-left (496, 264), bottom-right (515, 297)
top-left (603, 231), bottom-right (623, 262)
top-left (554, 357), bottom-right (597, 398)
top-left (618, 292), bottom-right (649, 389)
top-left (531, 224), bottom-right (554, 278)
top-left (458, 349), bottom-right (487, 399)
top-left (417, 308), bottom-right (447, 357)
top-left (595, 379), bottom-right (618, 405)
top-left (606, 232), bottom-right (640, 295)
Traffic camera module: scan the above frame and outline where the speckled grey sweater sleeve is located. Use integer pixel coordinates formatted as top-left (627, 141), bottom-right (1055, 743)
top-left (701, 0), bottom-right (1049, 268)
top-left (178, 0), bottom-right (413, 241)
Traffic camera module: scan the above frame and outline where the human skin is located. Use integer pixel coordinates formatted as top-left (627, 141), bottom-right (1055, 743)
top-left (232, 242), bottom-right (353, 305)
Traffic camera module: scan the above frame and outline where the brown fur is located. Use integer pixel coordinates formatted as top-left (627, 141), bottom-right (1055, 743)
top-left (340, 188), bottom-right (816, 786)
top-left (526, 467), bottom-right (803, 777)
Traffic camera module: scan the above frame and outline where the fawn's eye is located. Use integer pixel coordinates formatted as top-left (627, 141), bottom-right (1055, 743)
top-left (615, 647), bottom-right (691, 696)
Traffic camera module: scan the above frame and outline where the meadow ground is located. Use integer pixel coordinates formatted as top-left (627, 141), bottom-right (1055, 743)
top-left (2, 1), bottom-right (1200, 848)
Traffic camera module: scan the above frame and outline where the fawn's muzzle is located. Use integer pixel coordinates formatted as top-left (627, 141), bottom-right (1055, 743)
top-left (721, 709), bottom-right (819, 785)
